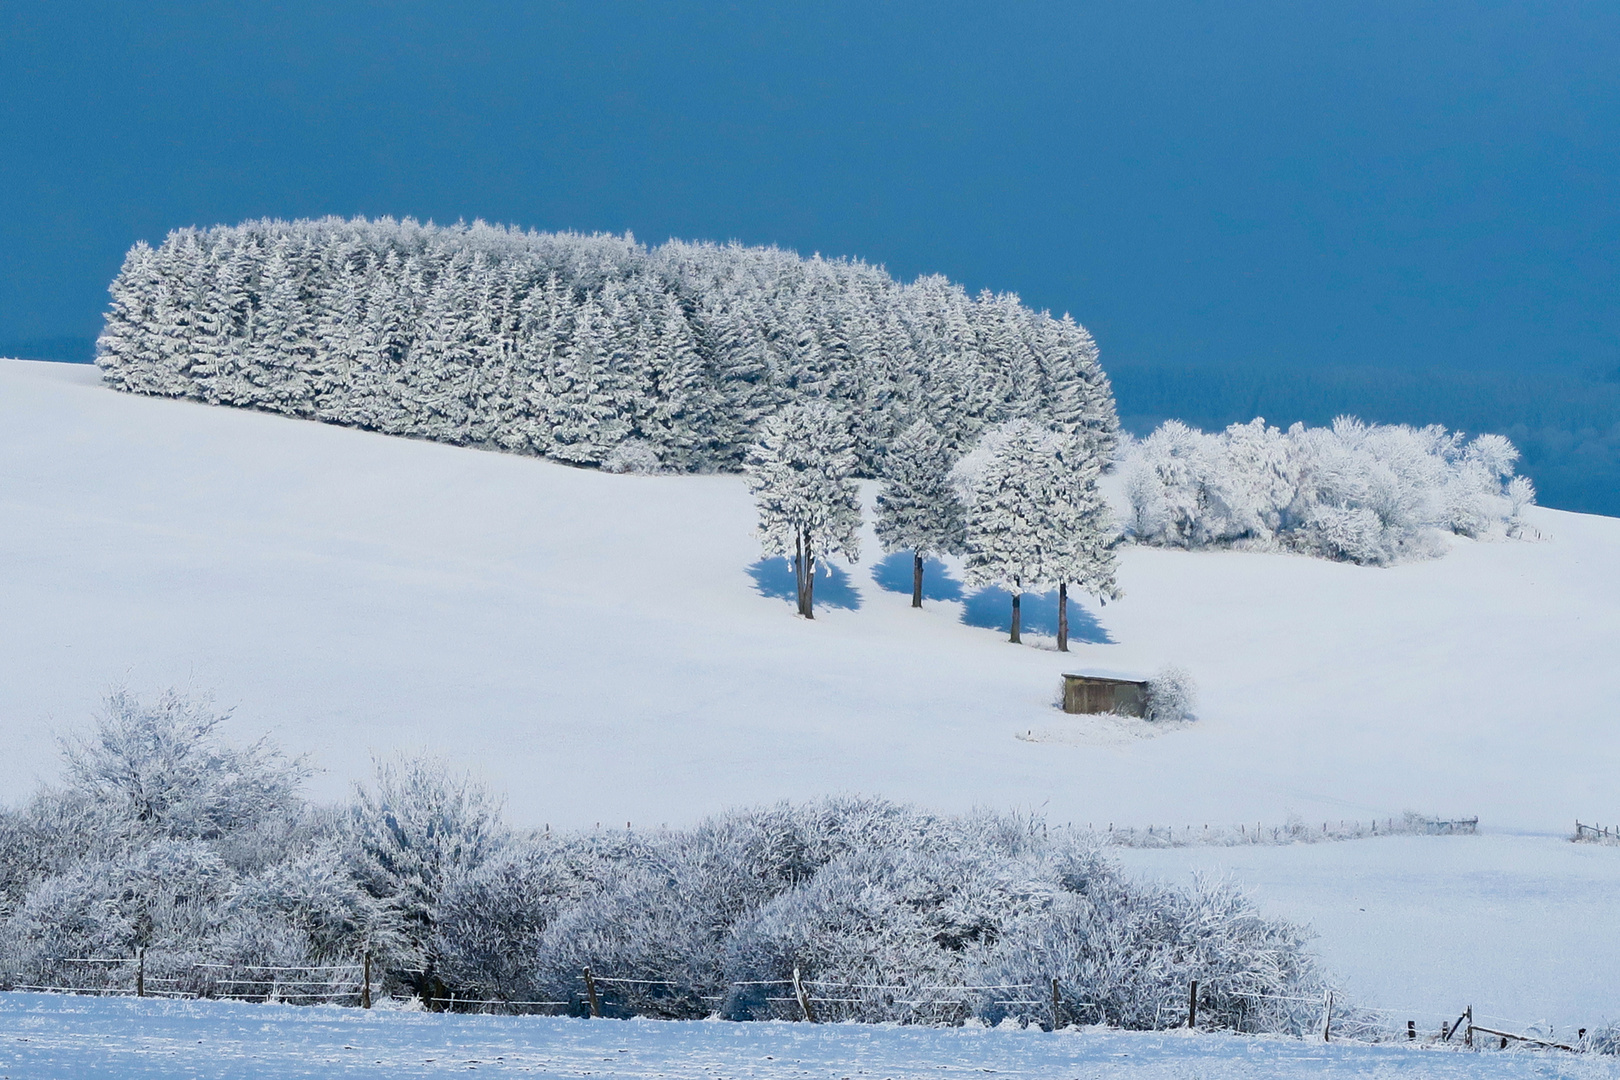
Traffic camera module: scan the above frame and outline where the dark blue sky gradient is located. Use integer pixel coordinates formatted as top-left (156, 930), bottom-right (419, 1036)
top-left (4, 2), bottom-right (1618, 508)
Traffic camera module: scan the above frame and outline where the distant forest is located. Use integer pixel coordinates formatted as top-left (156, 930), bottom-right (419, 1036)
top-left (93, 218), bottom-right (1118, 475)
top-left (19, 218), bottom-right (1608, 517)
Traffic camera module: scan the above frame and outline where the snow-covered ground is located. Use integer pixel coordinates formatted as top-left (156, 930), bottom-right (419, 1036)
top-left (4, 357), bottom-right (1619, 1031)
top-left (3, 993), bottom-right (1615, 1080)
top-left (1116, 835), bottom-right (1620, 1033)
top-left (5, 357), bottom-right (1616, 832)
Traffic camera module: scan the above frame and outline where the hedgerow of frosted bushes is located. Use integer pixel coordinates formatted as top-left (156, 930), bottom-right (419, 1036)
top-left (0, 692), bottom-right (1327, 1033)
top-left (1121, 416), bottom-right (1536, 565)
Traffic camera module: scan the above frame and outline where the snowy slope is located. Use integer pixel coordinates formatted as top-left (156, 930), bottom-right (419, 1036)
top-left (4, 357), bottom-right (1616, 832)
top-left (5, 993), bottom-right (1616, 1080)
top-left (5, 357), bottom-right (1620, 1028)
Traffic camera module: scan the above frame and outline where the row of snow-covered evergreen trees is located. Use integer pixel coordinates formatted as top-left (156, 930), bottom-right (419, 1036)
top-left (0, 691), bottom-right (1327, 1032)
top-left (745, 406), bottom-right (1117, 644)
top-left (96, 217), bottom-right (1119, 475)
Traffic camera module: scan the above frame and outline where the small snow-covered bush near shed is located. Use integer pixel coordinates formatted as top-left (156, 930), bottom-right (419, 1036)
top-left (1121, 416), bottom-right (1537, 565)
top-left (1144, 666), bottom-right (1197, 723)
top-left (602, 439), bottom-right (664, 474)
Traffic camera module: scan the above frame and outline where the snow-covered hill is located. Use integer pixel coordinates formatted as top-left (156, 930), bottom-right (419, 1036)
top-left (3, 357), bottom-right (1617, 832)
top-left (6, 356), bottom-right (1620, 1028)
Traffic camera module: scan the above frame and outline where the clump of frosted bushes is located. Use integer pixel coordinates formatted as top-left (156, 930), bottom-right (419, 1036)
top-left (0, 691), bottom-right (1329, 1035)
top-left (1121, 417), bottom-right (1536, 565)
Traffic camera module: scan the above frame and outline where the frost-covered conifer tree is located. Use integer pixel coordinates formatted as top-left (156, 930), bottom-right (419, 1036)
top-left (953, 420), bottom-right (1112, 645)
top-left (1043, 436), bottom-right (1119, 651)
top-left (951, 421), bottom-right (1055, 644)
top-left (874, 420), bottom-right (963, 607)
top-left (745, 403), bottom-right (862, 618)
top-left (96, 216), bottom-right (1123, 479)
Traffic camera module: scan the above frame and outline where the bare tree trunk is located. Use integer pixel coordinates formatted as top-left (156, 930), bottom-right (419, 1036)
top-left (912, 551), bottom-right (924, 608)
top-left (1058, 582), bottom-right (1069, 652)
top-left (1010, 591), bottom-right (1022, 644)
top-left (795, 530), bottom-right (815, 618)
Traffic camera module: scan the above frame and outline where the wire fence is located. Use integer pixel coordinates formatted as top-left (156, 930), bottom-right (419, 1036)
top-left (1095, 814), bottom-right (1479, 849)
top-left (3, 956), bottom-right (364, 1005)
top-left (1, 958), bottom-right (1603, 1053)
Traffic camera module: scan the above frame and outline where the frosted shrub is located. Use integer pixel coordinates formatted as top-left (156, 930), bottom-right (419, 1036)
top-left (434, 830), bottom-right (657, 1005)
top-left (1591, 1022), bottom-right (1620, 1055)
top-left (58, 689), bottom-right (309, 849)
top-left (1122, 416), bottom-right (1535, 564)
top-left (722, 842), bottom-right (1050, 1023)
top-left (5, 839), bottom-right (233, 991)
top-left (1144, 666), bottom-right (1197, 723)
top-left (350, 755), bottom-right (508, 990)
top-left (1, 703), bottom-right (1330, 1034)
top-left (534, 862), bottom-right (722, 1018)
top-left (975, 864), bottom-right (1325, 1034)
top-left (602, 439), bottom-right (664, 475)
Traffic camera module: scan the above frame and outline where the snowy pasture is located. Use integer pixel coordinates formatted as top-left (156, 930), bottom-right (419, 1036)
top-left (3, 993), bottom-right (1617, 1080)
top-left (4, 357), bottom-right (1620, 1032)
top-left (1116, 835), bottom-right (1620, 1034)
top-left (3, 358), bottom-right (1615, 831)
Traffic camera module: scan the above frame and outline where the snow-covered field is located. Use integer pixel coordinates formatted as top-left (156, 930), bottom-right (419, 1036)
top-left (4, 357), bottom-right (1619, 1032)
top-left (3, 993), bottom-right (1615, 1080)
top-left (5, 357), bottom-right (1616, 832)
top-left (1116, 835), bottom-right (1620, 1034)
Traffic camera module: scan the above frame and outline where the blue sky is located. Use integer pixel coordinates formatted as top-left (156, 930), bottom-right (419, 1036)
top-left (3, 2), bottom-right (1618, 509)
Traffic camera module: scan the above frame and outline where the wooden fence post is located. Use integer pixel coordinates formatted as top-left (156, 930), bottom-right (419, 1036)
top-left (361, 947), bottom-right (372, 1009)
top-left (136, 948), bottom-right (145, 999)
top-left (1322, 990), bottom-right (1333, 1042)
top-left (1464, 1006), bottom-right (1473, 1048)
top-left (1187, 980), bottom-right (1198, 1029)
top-left (792, 966), bottom-right (818, 1023)
top-left (583, 967), bottom-right (600, 1018)
top-left (1051, 977), bottom-right (1062, 1031)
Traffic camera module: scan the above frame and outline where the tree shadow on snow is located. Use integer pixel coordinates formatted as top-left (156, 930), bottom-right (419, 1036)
top-left (871, 552), bottom-right (965, 602)
top-left (961, 587), bottom-right (1114, 644)
top-left (748, 559), bottom-right (863, 611)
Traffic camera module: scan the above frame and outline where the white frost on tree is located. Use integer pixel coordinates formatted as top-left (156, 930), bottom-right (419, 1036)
top-left (1123, 416), bottom-right (1537, 565)
top-left (745, 403), bottom-right (862, 619)
top-left (952, 420), bottom-right (1115, 646)
top-left (96, 217), bottom-right (1120, 478)
top-left (874, 419), bottom-right (964, 608)
top-left (350, 754), bottom-right (506, 994)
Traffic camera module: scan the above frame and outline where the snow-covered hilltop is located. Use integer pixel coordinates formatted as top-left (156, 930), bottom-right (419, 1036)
top-left (2, 357), bottom-right (1615, 834)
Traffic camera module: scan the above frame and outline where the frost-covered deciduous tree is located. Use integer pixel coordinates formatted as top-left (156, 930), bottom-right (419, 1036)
top-left (350, 755), bottom-right (507, 995)
top-left (952, 422), bottom-right (1053, 643)
top-left (1043, 436), bottom-right (1119, 652)
top-left (1121, 416), bottom-right (1537, 564)
top-left (874, 419), bottom-right (963, 607)
top-left (745, 403), bottom-right (862, 618)
top-left (58, 690), bottom-right (309, 848)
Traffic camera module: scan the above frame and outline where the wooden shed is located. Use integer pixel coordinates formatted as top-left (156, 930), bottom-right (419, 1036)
top-left (1061, 672), bottom-right (1148, 716)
